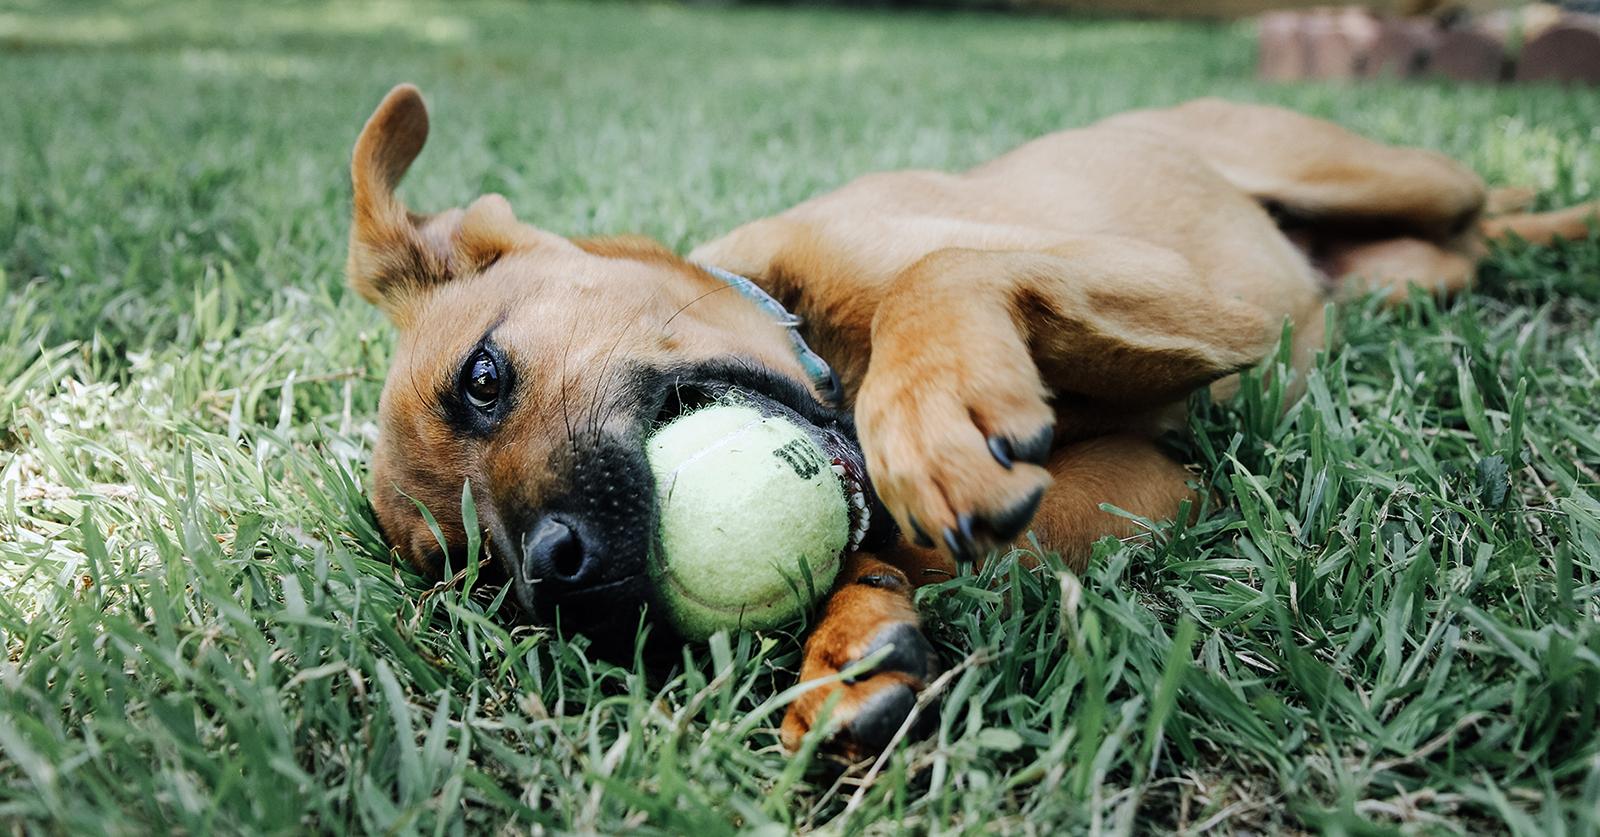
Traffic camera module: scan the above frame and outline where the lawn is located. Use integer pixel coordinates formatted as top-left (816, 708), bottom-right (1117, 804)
top-left (3, 0), bottom-right (1599, 832)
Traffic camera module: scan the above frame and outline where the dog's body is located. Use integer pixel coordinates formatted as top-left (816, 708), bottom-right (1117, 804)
top-left (348, 87), bottom-right (1594, 758)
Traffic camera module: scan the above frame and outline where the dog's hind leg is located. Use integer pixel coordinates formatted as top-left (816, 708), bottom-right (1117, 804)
top-left (1102, 100), bottom-right (1600, 301)
top-left (1022, 434), bottom-right (1200, 569)
top-left (854, 239), bottom-right (1279, 563)
top-left (1480, 201), bottom-right (1600, 245)
top-left (1101, 98), bottom-right (1488, 240)
top-left (1306, 200), bottom-right (1600, 302)
top-left (1319, 236), bottom-right (1479, 302)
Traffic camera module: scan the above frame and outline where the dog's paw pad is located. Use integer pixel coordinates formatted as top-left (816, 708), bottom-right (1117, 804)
top-left (842, 683), bottom-right (918, 753)
top-left (844, 621), bottom-right (933, 684)
top-left (783, 615), bottom-right (939, 759)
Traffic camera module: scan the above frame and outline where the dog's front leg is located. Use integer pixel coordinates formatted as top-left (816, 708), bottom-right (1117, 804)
top-left (855, 239), bottom-right (1278, 562)
top-left (783, 239), bottom-right (1277, 756)
top-left (780, 547), bottom-right (948, 758)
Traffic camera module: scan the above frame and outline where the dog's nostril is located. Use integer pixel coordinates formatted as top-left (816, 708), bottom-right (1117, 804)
top-left (522, 516), bottom-right (590, 585)
top-left (549, 535), bottom-right (584, 580)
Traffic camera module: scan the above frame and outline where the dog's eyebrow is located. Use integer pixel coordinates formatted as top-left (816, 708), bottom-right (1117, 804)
top-left (480, 311), bottom-right (510, 342)
top-left (451, 313), bottom-right (511, 375)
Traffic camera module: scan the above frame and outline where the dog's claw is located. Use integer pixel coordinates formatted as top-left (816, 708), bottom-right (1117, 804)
top-left (985, 485), bottom-right (1046, 542)
top-left (1012, 425), bottom-right (1055, 466)
top-left (957, 513), bottom-right (977, 549)
top-left (843, 683), bottom-right (919, 753)
top-left (943, 527), bottom-right (976, 564)
top-left (857, 571), bottom-right (908, 592)
top-left (934, 490), bottom-right (1044, 560)
top-left (907, 514), bottom-right (934, 548)
top-left (987, 436), bottom-right (1015, 469)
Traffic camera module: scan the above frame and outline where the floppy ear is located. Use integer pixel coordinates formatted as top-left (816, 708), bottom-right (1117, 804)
top-left (347, 84), bottom-right (537, 323)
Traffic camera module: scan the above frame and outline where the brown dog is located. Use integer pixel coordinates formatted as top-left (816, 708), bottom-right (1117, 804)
top-left (347, 84), bottom-right (1594, 758)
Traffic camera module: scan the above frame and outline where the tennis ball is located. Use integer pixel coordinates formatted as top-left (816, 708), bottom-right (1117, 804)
top-left (646, 402), bottom-right (848, 639)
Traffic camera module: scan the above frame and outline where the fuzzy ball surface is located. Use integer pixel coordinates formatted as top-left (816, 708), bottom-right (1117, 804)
top-left (646, 403), bottom-right (847, 639)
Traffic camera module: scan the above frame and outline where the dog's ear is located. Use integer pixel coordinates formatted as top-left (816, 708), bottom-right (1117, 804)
top-left (347, 84), bottom-right (539, 324)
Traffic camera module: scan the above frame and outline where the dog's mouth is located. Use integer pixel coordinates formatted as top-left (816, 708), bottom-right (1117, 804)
top-left (482, 360), bottom-right (892, 650)
top-left (829, 437), bottom-right (872, 552)
top-left (647, 362), bottom-right (883, 552)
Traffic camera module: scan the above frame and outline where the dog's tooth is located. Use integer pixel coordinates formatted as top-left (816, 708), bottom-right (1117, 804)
top-left (831, 463), bottom-right (846, 476)
top-left (846, 495), bottom-right (869, 549)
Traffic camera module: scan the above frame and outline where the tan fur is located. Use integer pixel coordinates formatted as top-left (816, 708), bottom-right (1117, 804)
top-left (1482, 200), bottom-right (1600, 245)
top-left (349, 86), bottom-right (835, 570)
top-left (349, 85), bottom-right (1594, 753)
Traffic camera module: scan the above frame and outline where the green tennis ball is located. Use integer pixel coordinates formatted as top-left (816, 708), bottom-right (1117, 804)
top-left (646, 402), bottom-right (848, 640)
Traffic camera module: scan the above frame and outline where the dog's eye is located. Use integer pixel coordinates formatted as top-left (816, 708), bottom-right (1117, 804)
top-left (463, 350), bottom-right (501, 411)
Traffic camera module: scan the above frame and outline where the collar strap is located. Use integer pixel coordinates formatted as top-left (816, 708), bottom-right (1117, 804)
top-left (698, 264), bottom-right (843, 407)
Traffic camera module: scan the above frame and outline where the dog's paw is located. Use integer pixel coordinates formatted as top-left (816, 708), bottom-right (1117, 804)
top-left (782, 572), bottom-right (939, 760)
top-left (855, 341), bottom-right (1055, 563)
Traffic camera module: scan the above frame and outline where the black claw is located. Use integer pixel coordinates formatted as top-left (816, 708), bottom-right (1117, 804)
top-left (844, 622), bottom-right (933, 684)
top-left (857, 572), bottom-right (907, 592)
top-left (943, 527), bottom-right (976, 564)
top-left (987, 436), bottom-right (1014, 469)
top-left (985, 485), bottom-right (1046, 541)
top-left (1012, 425), bottom-right (1055, 466)
top-left (957, 513), bottom-right (976, 547)
top-left (907, 515), bottom-right (934, 548)
top-left (844, 683), bottom-right (917, 754)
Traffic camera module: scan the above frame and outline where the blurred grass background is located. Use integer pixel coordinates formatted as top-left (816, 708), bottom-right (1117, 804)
top-left (2, 0), bottom-right (1599, 832)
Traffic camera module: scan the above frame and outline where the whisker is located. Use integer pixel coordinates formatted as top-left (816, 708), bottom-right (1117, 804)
top-left (560, 318), bottom-right (578, 450)
top-left (583, 292), bottom-right (661, 445)
top-left (661, 283), bottom-right (733, 332)
top-left (587, 283), bottom-right (742, 439)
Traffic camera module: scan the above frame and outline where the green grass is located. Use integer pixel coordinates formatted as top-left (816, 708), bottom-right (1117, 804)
top-left (3, 0), bottom-right (1599, 832)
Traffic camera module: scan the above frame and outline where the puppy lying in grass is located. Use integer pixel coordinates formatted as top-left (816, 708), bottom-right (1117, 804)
top-left (346, 84), bottom-right (1594, 758)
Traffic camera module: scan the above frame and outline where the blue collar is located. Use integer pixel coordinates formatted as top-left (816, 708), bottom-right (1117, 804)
top-left (698, 264), bottom-right (842, 407)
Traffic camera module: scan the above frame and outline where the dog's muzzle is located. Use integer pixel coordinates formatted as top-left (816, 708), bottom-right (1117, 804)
top-left (506, 440), bottom-right (655, 637)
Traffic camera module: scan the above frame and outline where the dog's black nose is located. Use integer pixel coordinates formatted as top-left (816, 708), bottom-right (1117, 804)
top-left (504, 439), bottom-right (655, 644)
top-left (521, 515), bottom-right (595, 587)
